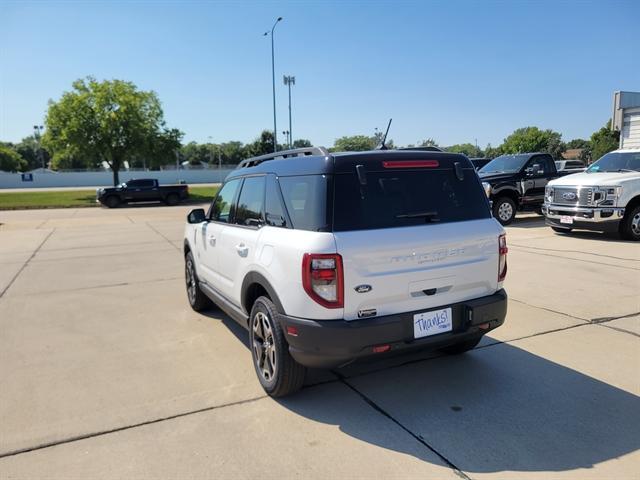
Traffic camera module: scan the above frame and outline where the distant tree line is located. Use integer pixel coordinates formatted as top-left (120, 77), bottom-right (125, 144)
top-left (0, 77), bottom-right (621, 184)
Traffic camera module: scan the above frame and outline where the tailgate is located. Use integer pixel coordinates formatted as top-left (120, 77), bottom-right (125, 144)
top-left (334, 219), bottom-right (502, 320)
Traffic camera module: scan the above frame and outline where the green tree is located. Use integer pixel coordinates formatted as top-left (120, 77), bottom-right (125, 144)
top-left (0, 144), bottom-right (27, 172)
top-left (15, 135), bottom-right (51, 170)
top-left (565, 139), bottom-right (590, 150)
top-left (484, 143), bottom-right (502, 159)
top-left (332, 135), bottom-right (376, 152)
top-left (245, 130), bottom-right (278, 157)
top-left (500, 127), bottom-right (566, 159)
top-left (292, 139), bottom-right (312, 148)
top-left (180, 140), bottom-right (210, 166)
top-left (43, 77), bottom-right (171, 185)
top-left (419, 138), bottom-right (439, 148)
top-left (589, 121), bottom-right (619, 163)
top-left (446, 143), bottom-right (483, 157)
top-left (219, 141), bottom-right (245, 165)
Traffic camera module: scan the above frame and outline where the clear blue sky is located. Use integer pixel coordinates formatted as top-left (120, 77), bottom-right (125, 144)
top-left (1, 0), bottom-right (639, 149)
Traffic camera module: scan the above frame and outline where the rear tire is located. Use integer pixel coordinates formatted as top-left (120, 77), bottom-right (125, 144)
top-left (249, 296), bottom-right (306, 397)
top-left (493, 197), bottom-right (516, 225)
top-left (104, 196), bottom-right (119, 208)
top-left (166, 193), bottom-right (180, 206)
top-left (551, 226), bottom-right (572, 234)
top-left (441, 336), bottom-right (482, 355)
top-left (620, 205), bottom-right (640, 241)
top-left (185, 251), bottom-right (212, 311)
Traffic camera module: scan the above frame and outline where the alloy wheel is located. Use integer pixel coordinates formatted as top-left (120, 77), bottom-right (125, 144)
top-left (252, 311), bottom-right (277, 382)
top-left (498, 202), bottom-right (513, 222)
top-left (186, 259), bottom-right (196, 304)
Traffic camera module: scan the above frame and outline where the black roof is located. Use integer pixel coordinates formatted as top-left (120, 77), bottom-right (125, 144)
top-left (226, 148), bottom-right (474, 180)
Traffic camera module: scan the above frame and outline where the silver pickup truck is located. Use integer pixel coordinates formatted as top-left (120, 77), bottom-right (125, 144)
top-left (542, 149), bottom-right (640, 240)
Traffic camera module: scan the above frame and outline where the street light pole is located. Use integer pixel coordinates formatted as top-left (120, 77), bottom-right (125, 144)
top-left (283, 75), bottom-right (295, 148)
top-left (33, 125), bottom-right (44, 169)
top-left (264, 17), bottom-right (282, 153)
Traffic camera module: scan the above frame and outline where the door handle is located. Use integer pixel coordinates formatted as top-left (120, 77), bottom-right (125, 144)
top-left (207, 235), bottom-right (216, 247)
top-left (235, 243), bottom-right (249, 257)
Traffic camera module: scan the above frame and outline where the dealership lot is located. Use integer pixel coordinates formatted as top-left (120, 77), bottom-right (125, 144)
top-left (0, 205), bottom-right (638, 479)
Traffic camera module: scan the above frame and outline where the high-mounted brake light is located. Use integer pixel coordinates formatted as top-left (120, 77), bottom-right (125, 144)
top-left (382, 160), bottom-right (439, 169)
top-left (498, 234), bottom-right (508, 282)
top-left (302, 253), bottom-right (344, 309)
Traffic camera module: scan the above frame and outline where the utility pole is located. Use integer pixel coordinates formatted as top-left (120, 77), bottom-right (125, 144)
top-left (283, 75), bottom-right (295, 148)
top-left (264, 17), bottom-right (283, 153)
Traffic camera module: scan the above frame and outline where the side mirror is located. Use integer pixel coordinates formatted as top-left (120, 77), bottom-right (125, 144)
top-left (187, 208), bottom-right (207, 224)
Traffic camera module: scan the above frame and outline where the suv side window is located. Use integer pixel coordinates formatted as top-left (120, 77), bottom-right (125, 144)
top-left (234, 176), bottom-right (265, 227)
top-left (210, 179), bottom-right (241, 223)
top-left (265, 175), bottom-right (289, 228)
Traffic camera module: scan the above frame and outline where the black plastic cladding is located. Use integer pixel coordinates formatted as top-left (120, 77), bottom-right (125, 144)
top-left (224, 150), bottom-right (476, 180)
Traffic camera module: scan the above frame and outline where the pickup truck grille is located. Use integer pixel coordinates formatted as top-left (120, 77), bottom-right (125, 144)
top-left (552, 187), bottom-right (592, 206)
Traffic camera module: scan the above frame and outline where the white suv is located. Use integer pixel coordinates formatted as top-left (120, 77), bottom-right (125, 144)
top-left (183, 147), bottom-right (508, 396)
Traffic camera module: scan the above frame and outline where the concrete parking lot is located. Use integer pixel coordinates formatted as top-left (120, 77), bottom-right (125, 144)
top-left (0, 205), bottom-right (638, 479)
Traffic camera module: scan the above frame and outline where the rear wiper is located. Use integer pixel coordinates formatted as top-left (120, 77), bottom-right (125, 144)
top-left (396, 211), bottom-right (440, 222)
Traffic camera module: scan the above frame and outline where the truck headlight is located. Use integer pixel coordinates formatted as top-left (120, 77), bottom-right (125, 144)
top-left (482, 182), bottom-right (491, 198)
top-left (593, 186), bottom-right (622, 206)
top-left (545, 186), bottom-right (554, 203)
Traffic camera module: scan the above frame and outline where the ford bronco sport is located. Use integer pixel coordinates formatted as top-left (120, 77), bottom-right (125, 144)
top-left (183, 147), bottom-right (508, 396)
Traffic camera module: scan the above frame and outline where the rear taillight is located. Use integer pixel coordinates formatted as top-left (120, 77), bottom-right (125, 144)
top-left (302, 253), bottom-right (344, 308)
top-left (498, 234), bottom-right (508, 282)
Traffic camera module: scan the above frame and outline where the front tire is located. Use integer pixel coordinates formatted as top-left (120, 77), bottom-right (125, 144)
top-left (440, 336), bottom-right (482, 355)
top-left (104, 196), bottom-right (120, 208)
top-left (493, 197), bottom-right (516, 225)
top-left (249, 296), bottom-right (305, 397)
top-left (185, 251), bottom-right (212, 311)
top-left (620, 205), bottom-right (640, 241)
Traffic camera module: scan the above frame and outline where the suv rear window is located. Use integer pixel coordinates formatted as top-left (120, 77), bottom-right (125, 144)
top-left (333, 170), bottom-right (490, 231)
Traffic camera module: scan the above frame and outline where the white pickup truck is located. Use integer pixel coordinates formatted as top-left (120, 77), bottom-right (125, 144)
top-left (542, 149), bottom-right (640, 240)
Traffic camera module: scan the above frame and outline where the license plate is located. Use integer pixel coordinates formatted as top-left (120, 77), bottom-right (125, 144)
top-left (560, 215), bottom-right (574, 224)
top-left (413, 307), bottom-right (453, 339)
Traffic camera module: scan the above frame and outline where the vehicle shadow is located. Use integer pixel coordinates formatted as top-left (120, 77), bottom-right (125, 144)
top-left (506, 214), bottom-right (546, 228)
top-left (554, 229), bottom-right (635, 243)
top-left (283, 342), bottom-right (640, 474)
top-left (202, 308), bottom-right (640, 473)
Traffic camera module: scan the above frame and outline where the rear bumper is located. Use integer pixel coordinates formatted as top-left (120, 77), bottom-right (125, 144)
top-left (278, 289), bottom-right (507, 368)
top-left (542, 204), bottom-right (623, 232)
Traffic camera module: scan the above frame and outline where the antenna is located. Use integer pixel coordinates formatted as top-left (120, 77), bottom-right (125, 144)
top-left (376, 118), bottom-right (392, 150)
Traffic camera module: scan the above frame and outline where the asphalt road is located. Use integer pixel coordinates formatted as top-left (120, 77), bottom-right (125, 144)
top-left (0, 206), bottom-right (638, 479)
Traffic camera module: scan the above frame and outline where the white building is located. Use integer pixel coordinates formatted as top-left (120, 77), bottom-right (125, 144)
top-left (612, 91), bottom-right (640, 149)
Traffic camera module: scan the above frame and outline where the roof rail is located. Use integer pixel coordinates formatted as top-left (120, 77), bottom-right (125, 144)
top-left (237, 146), bottom-right (330, 169)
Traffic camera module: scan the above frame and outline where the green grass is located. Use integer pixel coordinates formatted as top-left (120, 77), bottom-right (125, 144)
top-left (0, 186), bottom-right (219, 210)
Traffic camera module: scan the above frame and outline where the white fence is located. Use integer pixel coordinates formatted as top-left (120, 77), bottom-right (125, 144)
top-left (0, 169), bottom-right (234, 189)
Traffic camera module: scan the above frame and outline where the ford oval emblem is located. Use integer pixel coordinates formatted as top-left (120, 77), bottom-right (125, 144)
top-left (354, 284), bottom-right (372, 293)
top-left (562, 192), bottom-right (576, 200)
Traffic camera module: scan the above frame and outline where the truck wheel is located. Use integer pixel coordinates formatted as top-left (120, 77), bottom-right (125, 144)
top-left (166, 193), bottom-right (180, 206)
top-left (493, 197), bottom-right (516, 225)
top-left (551, 226), bottom-right (572, 234)
top-left (104, 196), bottom-right (119, 208)
top-left (620, 205), bottom-right (640, 241)
top-left (249, 296), bottom-right (306, 397)
top-left (185, 251), bottom-right (212, 311)
top-left (440, 336), bottom-right (482, 355)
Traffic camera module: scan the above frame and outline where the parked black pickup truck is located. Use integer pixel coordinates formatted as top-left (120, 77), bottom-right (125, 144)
top-left (479, 153), bottom-right (574, 225)
top-left (97, 179), bottom-right (189, 208)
